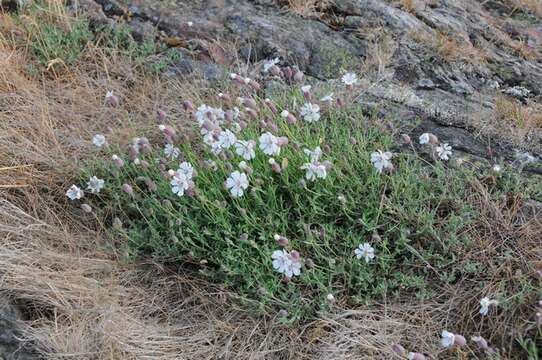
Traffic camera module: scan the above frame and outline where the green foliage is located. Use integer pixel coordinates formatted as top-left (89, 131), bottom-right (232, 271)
top-left (27, 18), bottom-right (93, 65)
top-left (81, 89), bottom-right (480, 320)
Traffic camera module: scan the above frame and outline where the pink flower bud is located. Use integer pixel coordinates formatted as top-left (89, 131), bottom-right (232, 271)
top-left (290, 250), bottom-right (301, 262)
top-left (293, 70), bottom-right (304, 82)
top-left (277, 136), bottom-right (289, 146)
top-left (140, 143), bottom-right (152, 154)
top-left (157, 109), bottom-right (167, 122)
top-left (391, 344), bottom-right (406, 355)
top-left (81, 203), bottom-right (92, 213)
top-left (336, 97), bottom-right (343, 108)
top-left (128, 145), bottom-right (139, 160)
top-left (163, 126), bottom-right (177, 140)
top-left (145, 179), bottom-right (157, 192)
top-left (305, 258), bottom-right (315, 269)
top-left (270, 65), bottom-right (282, 76)
top-left (112, 217), bottom-right (122, 229)
top-left (202, 119), bottom-right (218, 132)
top-left (471, 336), bottom-right (489, 351)
top-left (283, 66), bottom-right (293, 80)
top-left (428, 133), bottom-right (439, 145)
top-left (249, 80), bottom-right (261, 91)
top-left (105, 92), bottom-right (119, 107)
top-left (281, 275), bottom-right (291, 284)
top-left (301, 85), bottom-right (312, 101)
top-left (233, 75), bottom-right (246, 86)
top-left (182, 100), bottom-right (194, 112)
top-left (259, 120), bottom-right (267, 128)
top-left (141, 160), bottom-right (150, 169)
top-left (271, 161), bottom-right (281, 173)
top-left (238, 120), bottom-right (248, 129)
top-left (246, 107), bottom-right (258, 120)
top-left (242, 97), bottom-right (258, 110)
top-left (218, 92), bottom-right (232, 103)
top-left (264, 98), bottom-right (278, 114)
top-left (268, 122), bottom-right (279, 133)
top-left (408, 352), bottom-right (426, 360)
top-left (274, 234), bottom-right (289, 247)
top-left (122, 183), bottom-right (134, 195)
top-left (112, 154), bottom-right (124, 168)
top-left (286, 113), bottom-right (297, 124)
top-left (225, 110), bottom-right (234, 123)
top-left (401, 134), bottom-right (412, 145)
top-left (453, 334), bottom-right (466, 347)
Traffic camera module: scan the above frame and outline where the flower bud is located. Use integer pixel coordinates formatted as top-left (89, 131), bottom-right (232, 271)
top-left (453, 334), bottom-right (466, 347)
top-left (249, 79), bottom-right (261, 91)
top-left (391, 344), bottom-right (406, 356)
top-left (81, 203), bottom-right (92, 213)
top-left (259, 120), bottom-right (267, 129)
top-left (122, 183), bottom-right (134, 195)
top-left (336, 97), bottom-right (343, 108)
top-left (277, 309), bottom-right (288, 318)
top-left (471, 336), bottom-right (489, 351)
top-left (246, 107), bottom-right (258, 120)
top-left (140, 143), bottom-right (152, 154)
top-left (157, 109), bottom-right (167, 122)
top-left (286, 113), bottom-right (297, 124)
top-left (242, 97), bottom-right (258, 110)
top-left (270, 65), bottom-right (282, 76)
top-left (268, 122), bottom-right (279, 133)
top-left (305, 258), bottom-right (315, 269)
top-left (218, 92), bottom-right (232, 103)
top-left (112, 154), bottom-right (124, 168)
top-left (293, 70), bottom-right (304, 82)
top-left (277, 136), bottom-right (289, 146)
top-left (428, 133), bottom-right (439, 145)
top-left (112, 217), bottom-right (122, 229)
top-left (182, 100), bottom-right (194, 112)
top-left (128, 145), bottom-right (139, 160)
top-left (281, 275), bottom-right (291, 284)
top-left (264, 98), bottom-right (278, 114)
top-left (274, 234), bottom-right (289, 247)
top-left (301, 85), bottom-right (312, 101)
top-left (167, 169), bottom-right (175, 177)
top-left (401, 134), bottom-right (412, 145)
top-left (283, 66), bottom-right (293, 80)
top-left (105, 92), bottom-right (119, 107)
top-left (145, 179), bottom-right (157, 192)
top-left (238, 120), bottom-right (248, 129)
top-left (326, 293), bottom-right (335, 302)
top-left (290, 250), bottom-right (301, 261)
top-left (407, 352), bottom-right (426, 360)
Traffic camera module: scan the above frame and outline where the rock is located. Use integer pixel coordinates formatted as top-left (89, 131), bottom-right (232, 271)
top-left (87, 0), bottom-right (542, 160)
top-left (0, 297), bottom-right (40, 360)
top-left (417, 78), bottom-right (436, 90)
top-left (0, 0), bottom-right (31, 11)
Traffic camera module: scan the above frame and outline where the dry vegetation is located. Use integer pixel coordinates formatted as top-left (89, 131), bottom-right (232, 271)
top-left (0, 1), bottom-right (541, 359)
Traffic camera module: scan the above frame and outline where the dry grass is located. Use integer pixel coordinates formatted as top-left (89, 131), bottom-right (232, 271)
top-left (0, 1), bottom-right (540, 359)
top-left (510, 0), bottom-right (542, 17)
top-left (282, 0), bottom-right (331, 18)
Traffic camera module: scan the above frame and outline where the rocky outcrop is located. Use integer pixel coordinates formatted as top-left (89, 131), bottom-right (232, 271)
top-left (79, 0), bottom-right (541, 170)
top-left (0, 297), bottom-right (40, 360)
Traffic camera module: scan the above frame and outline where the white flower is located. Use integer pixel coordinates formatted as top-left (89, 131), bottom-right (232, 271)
top-left (235, 140), bottom-right (256, 160)
top-left (341, 72), bottom-right (358, 86)
top-left (177, 162), bottom-right (194, 180)
top-left (320, 93), bottom-right (333, 102)
top-left (210, 141), bottom-right (224, 155)
top-left (299, 103), bottom-right (320, 123)
top-left (218, 129), bottom-right (237, 149)
top-left (164, 144), bottom-right (180, 159)
top-left (492, 164), bottom-right (502, 172)
top-left (419, 133), bottom-right (430, 144)
top-left (86, 176), bottom-right (104, 194)
top-left (370, 150), bottom-right (393, 174)
top-left (301, 85), bottom-right (311, 93)
top-left (259, 132), bottom-right (280, 156)
top-left (436, 143), bottom-right (453, 160)
top-left (304, 146), bottom-right (322, 162)
top-left (170, 173), bottom-right (189, 197)
top-left (301, 162), bottom-right (327, 181)
top-left (441, 330), bottom-right (455, 348)
top-left (226, 171), bottom-right (249, 198)
top-left (479, 297), bottom-right (498, 316)
top-left (92, 134), bottom-right (106, 147)
top-left (355, 243), bottom-right (375, 263)
top-left (263, 57), bottom-right (280, 72)
top-left (105, 90), bottom-right (114, 99)
top-left (271, 250), bottom-right (301, 278)
top-left (66, 185), bottom-right (84, 200)
top-left (280, 110), bottom-right (289, 118)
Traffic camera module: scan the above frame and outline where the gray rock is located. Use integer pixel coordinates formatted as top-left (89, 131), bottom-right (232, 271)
top-left (417, 78), bottom-right (436, 90)
top-left (0, 298), bottom-right (40, 360)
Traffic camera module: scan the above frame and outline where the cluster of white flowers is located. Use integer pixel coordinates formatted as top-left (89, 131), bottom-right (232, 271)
top-left (272, 249), bottom-right (302, 278)
top-left (419, 133), bottom-right (453, 161)
top-left (300, 146), bottom-right (328, 181)
top-left (171, 162), bottom-right (195, 197)
top-left (299, 102), bottom-right (321, 123)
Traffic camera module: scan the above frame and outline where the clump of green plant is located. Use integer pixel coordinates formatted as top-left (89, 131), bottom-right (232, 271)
top-left (68, 71), bottom-right (483, 321)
